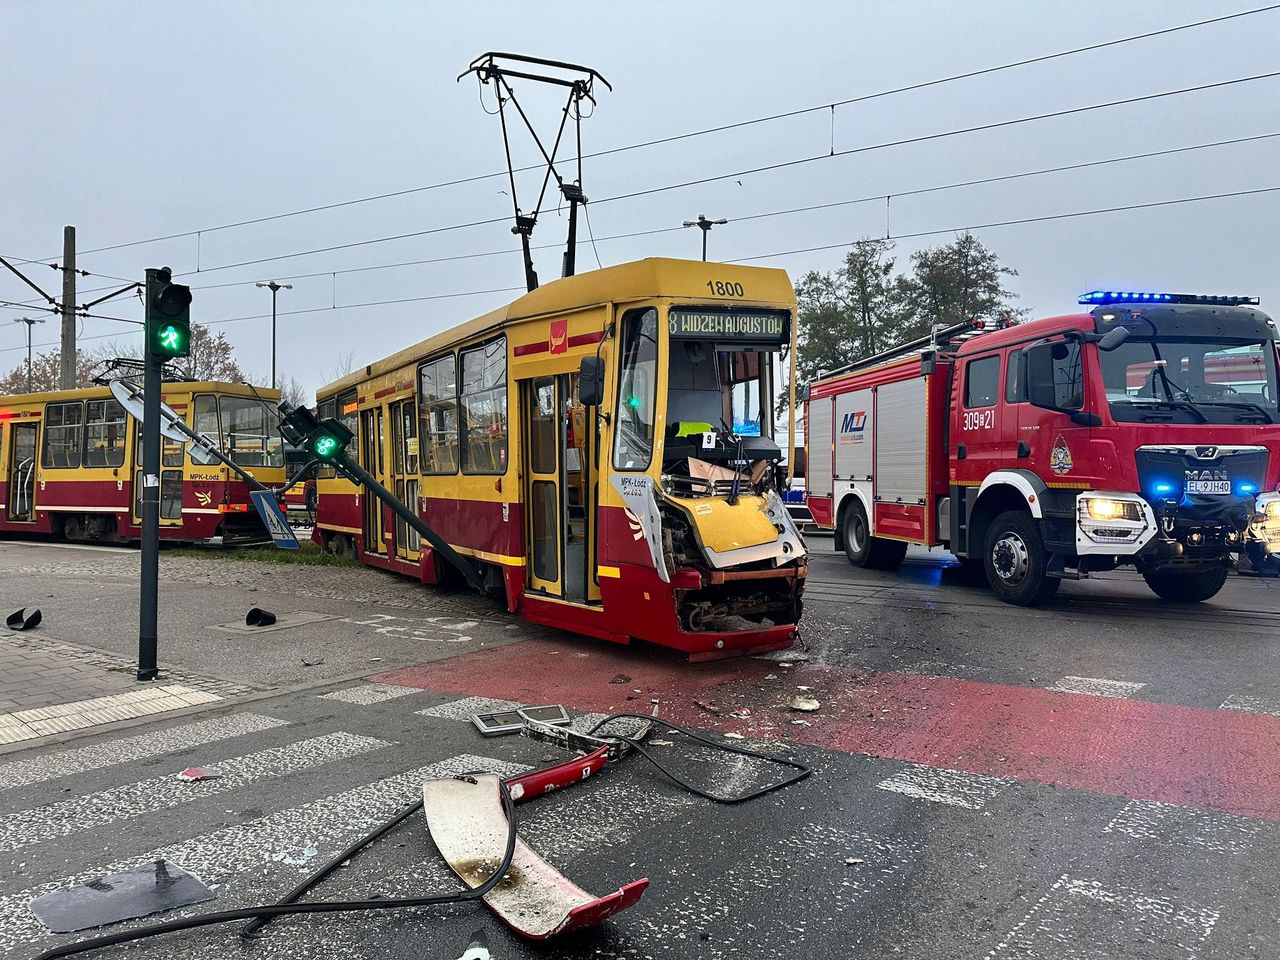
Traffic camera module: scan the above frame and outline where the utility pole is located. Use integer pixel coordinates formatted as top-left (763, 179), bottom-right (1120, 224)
top-left (682, 214), bottom-right (728, 262)
top-left (256, 281), bottom-right (292, 387)
top-left (60, 226), bottom-right (76, 389)
top-left (11, 317), bottom-right (46, 392)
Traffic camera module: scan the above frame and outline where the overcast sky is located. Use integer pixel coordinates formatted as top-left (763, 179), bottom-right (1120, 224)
top-left (3, 1), bottom-right (1278, 399)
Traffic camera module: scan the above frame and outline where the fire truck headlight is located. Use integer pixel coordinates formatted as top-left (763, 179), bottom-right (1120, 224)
top-left (1267, 500), bottom-right (1280, 520)
top-left (1084, 497), bottom-right (1142, 522)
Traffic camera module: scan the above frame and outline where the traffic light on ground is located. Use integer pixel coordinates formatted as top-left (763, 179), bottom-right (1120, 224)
top-left (145, 268), bottom-right (192, 359)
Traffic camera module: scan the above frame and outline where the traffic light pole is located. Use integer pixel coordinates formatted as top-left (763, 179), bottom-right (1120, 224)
top-left (137, 272), bottom-right (164, 681)
top-left (334, 453), bottom-right (488, 593)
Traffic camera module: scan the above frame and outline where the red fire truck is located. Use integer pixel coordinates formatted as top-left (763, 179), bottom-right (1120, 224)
top-left (805, 291), bottom-right (1280, 605)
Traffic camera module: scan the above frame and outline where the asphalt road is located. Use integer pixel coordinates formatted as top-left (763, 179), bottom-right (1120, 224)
top-left (2, 538), bottom-right (1278, 960)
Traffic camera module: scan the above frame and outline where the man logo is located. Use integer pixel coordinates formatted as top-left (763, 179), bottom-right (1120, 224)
top-left (839, 410), bottom-right (866, 444)
top-left (194, 490), bottom-right (213, 506)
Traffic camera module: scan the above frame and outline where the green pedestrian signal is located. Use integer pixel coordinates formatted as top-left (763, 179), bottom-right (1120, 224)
top-left (146, 268), bottom-right (192, 360)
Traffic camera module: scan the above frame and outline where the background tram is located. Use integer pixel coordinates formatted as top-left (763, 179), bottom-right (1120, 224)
top-left (314, 258), bottom-right (807, 657)
top-left (0, 381), bottom-right (284, 544)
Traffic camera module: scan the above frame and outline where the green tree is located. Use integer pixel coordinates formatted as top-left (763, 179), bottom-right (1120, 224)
top-left (793, 237), bottom-right (899, 387)
top-left (898, 232), bottom-right (1024, 340)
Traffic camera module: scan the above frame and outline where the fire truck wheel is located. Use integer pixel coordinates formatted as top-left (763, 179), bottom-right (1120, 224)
top-left (1140, 565), bottom-right (1229, 603)
top-left (842, 503), bottom-right (907, 570)
top-left (984, 510), bottom-right (1059, 606)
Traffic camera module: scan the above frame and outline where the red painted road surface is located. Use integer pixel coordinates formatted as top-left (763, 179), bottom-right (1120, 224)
top-left (377, 637), bottom-right (1280, 822)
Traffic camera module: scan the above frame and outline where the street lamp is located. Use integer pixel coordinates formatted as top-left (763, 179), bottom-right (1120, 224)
top-left (682, 214), bottom-right (728, 261)
top-left (255, 280), bottom-right (292, 388)
top-left (11, 317), bottom-right (46, 392)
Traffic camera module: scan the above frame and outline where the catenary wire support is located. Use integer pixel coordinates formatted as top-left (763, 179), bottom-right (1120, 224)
top-left (459, 52), bottom-right (611, 291)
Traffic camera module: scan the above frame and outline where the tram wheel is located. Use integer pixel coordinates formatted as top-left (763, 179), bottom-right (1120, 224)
top-left (326, 533), bottom-right (352, 559)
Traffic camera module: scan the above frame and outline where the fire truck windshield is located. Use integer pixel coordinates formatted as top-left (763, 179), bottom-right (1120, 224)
top-left (1099, 337), bottom-right (1279, 424)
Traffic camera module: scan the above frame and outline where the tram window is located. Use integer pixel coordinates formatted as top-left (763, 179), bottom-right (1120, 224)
top-left (418, 356), bottom-right (458, 475)
top-left (42, 402), bottom-right (84, 468)
top-left (84, 399), bottom-right (126, 467)
top-left (193, 395), bottom-right (221, 447)
top-left (460, 338), bottom-right (507, 475)
top-left (613, 308), bottom-right (658, 471)
top-left (724, 350), bottom-right (766, 437)
top-left (221, 396), bottom-right (284, 467)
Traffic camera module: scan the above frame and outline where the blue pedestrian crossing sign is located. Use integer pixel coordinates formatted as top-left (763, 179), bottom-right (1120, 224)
top-left (249, 490), bottom-right (300, 550)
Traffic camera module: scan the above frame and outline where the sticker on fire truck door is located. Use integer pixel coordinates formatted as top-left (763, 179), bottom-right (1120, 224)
top-left (1049, 435), bottom-right (1073, 475)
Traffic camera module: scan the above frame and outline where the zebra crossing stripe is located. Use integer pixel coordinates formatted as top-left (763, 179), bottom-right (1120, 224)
top-left (0, 753), bottom-right (525, 956)
top-left (0, 731), bottom-right (390, 855)
top-left (0, 714), bottom-right (288, 793)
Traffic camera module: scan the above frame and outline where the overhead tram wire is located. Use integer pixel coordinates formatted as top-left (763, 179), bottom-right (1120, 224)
top-left (138, 69), bottom-right (1280, 280)
top-left (172, 130), bottom-right (1280, 292)
top-left (5, 184), bottom-right (1276, 360)
top-left (732, 184), bottom-right (1280, 264)
top-left (62, 2), bottom-right (1280, 259)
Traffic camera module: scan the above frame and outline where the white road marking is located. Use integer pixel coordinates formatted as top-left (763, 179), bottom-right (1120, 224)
top-left (876, 764), bottom-right (1012, 810)
top-left (319, 683), bottom-right (423, 705)
top-left (416, 695), bottom-right (523, 720)
top-left (1046, 675), bottom-right (1146, 698)
top-left (985, 873), bottom-right (1219, 959)
top-left (1104, 799), bottom-right (1262, 855)
top-left (1219, 693), bottom-right (1280, 717)
top-left (0, 731), bottom-right (390, 854)
top-left (0, 685), bottom-right (223, 744)
top-left (0, 713), bottom-right (287, 793)
top-left (0, 753), bottom-right (525, 957)
top-left (613, 825), bottom-right (918, 960)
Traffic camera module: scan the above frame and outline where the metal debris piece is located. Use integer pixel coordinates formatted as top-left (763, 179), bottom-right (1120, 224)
top-left (764, 673), bottom-right (779, 680)
top-left (609, 673), bottom-right (631, 684)
top-left (846, 857), bottom-right (865, 865)
top-left (694, 700), bottom-right (724, 716)
top-left (6, 608), bottom-right (41, 631)
top-left (245, 607), bottom-right (277, 627)
top-left (29, 860), bottom-right (214, 933)
top-left (723, 732), bottom-right (746, 740)
top-left (789, 696), bottom-right (821, 712)
top-left (175, 766), bottom-right (221, 782)
top-left (300, 657), bottom-right (325, 667)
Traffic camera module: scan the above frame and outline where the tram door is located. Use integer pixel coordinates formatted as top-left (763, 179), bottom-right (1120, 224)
top-left (132, 426), bottom-right (183, 527)
top-left (522, 373), bottom-right (598, 603)
top-left (8, 423), bottom-right (38, 522)
top-left (390, 398), bottom-right (420, 561)
top-left (360, 408), bottom-right (386, 556)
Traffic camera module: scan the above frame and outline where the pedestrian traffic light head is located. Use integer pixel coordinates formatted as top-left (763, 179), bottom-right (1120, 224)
top-left (146, 267), bottom-right (192, 360)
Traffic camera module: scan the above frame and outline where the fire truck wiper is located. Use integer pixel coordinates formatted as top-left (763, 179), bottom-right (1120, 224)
top-left (1127, 399), bottom-right (1209, 423)
top-left (1190, 399), bottom-right (1275, 423)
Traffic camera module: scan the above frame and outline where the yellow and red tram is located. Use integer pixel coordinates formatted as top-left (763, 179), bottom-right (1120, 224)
top-left (0, 381), bottom-right (284, 544)
top-left (314, 258), bottom-right (807, 657)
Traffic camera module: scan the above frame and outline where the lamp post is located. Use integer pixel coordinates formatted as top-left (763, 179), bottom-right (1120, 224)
top-left (12, 316), bottom-right (46, 392)
top-left (255, 281), bottom-right (292, 387)
top-left (682, 214), bottom-right (728, 261)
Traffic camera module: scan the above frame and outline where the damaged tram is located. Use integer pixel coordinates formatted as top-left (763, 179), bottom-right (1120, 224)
top-left (314, 258), bottom-right (806, 657)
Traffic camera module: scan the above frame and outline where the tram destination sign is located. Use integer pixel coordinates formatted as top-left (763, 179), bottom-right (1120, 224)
top-left (668, 309), bottom-right (788, 343)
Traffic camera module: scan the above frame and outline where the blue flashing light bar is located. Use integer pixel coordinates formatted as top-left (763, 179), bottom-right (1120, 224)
top-left (1153, 481), bottom-right (1175, 495)
top-left (1079, 290), bottom-right (1260, 306)
top-left (1238, 482), bottom-right (1258, 496)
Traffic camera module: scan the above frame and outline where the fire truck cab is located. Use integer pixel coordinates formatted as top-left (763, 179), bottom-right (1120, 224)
top-left (806, 291), bottom-right (1280, 605)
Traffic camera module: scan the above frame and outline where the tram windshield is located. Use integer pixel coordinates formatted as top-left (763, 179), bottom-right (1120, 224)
top-left (613, 306), bottom-right (786, 473)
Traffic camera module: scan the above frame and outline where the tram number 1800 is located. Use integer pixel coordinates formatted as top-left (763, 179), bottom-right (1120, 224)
top-left (706, 280), bottom-right (745, 298)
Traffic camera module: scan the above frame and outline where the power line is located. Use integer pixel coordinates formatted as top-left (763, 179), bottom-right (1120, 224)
top-left (158, 70), bottom-right (1280, 278)
top-left (733, 184), bottom-right (1280, 263)
top-left (4, 183), bottom-right (1276, 360)
top-left (64, 2), bottom-right (1280, 258)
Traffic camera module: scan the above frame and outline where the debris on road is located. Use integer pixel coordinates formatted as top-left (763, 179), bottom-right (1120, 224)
top-left (694, 699), bottom-right (724, 716)
top-left (846, 857), bottom-right (865, 865)
top-left (789, 695), bottom-right (821, 712)
top-left (29, 860), bottom-right (214, 933)
top-left (5, 607), bottom-right (42, 631)
top-left (723, 732), bottom-right (746, 740)
top-left (300, 657), bottom-right (325, 667)
top-left (455, 929), bottom-right (492, 960)
top-left (245, 607), bottom-right (277, 627)
top-left (610, 673), bottom-right (631, 684)
top-left (175, 767), bottom-right (221, 782)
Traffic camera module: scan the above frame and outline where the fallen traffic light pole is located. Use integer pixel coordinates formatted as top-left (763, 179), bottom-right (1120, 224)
top-left (278, 402), bottom-right (489, 592)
